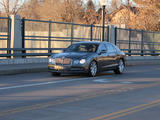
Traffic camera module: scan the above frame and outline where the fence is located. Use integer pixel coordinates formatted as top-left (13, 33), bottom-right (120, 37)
top-left (116, 28), bottom-right (160, 56)
top-left (0, 17), bottom-right (11, 55)
top-left (22, 19), bottom-right (109, 55)
top-left (0, 16), bottom-right (160, 58)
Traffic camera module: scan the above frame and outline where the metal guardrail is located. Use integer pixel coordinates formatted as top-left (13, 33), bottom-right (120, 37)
top-left (0, 48), bottom-right (159, 58)
top-left (22, 19), bottom-right (109, 50)
top-left (0, 17), bottom-right (11, 49)
top-left (116, 28), bottom-right (160, 56)
top-left (0, 48), bottom-right (63, 57)
top-left (121, 49), bottom-right (160, 56)
top-left (0, 17), bottom-right (160, 58)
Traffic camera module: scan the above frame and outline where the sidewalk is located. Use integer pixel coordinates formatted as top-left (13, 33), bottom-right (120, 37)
top-left (0, 63), bottom-right (48, 75)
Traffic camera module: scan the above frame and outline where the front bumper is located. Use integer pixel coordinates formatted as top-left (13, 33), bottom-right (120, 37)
top-left (48, 64), bottom-right (89, 73)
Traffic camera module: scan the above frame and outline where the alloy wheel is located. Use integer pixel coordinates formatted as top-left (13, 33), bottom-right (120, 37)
top-left (114, 59), bottom-right (125, 74)
top-left (119, 59), bottom-right (125, 73)
top-left (89, 61), bottom-right (97, 77)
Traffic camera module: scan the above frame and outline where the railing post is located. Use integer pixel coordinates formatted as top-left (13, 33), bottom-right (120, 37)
top-left (110, 25), bottom-right (116, 44)
top-left (107, 26), bottom-right (109, 42)
top-left (7, 16), bottom-right (11, 58)
top-left (90, 24), bottom-right (93, 41)
top-left (48, 20), bottom-right (52, 55)
top-left (115, 27), bottom-right (117, 45)
top-left (141, 30), bottom-right (144, 56)
top-left (10, 15), bottom-right (22, 58)
top-left (152, 33), bottom-right (156, 56)
top-left (128, 29), bottom-right (131, 56)
top-left (101, 5), bottom-right (105, 42)
top-left (21, 17), bottom-right (26, 58)
top-left (71, 23), bottom-right (74, 44)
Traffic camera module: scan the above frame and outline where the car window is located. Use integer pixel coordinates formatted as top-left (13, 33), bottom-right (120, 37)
top-left (105, 43), bottom-right (117, 53)
top-left (97, 43), bottom-right (107, 53)
top-left (65, 43), bottom-right (99, 52)
top-left (112, 44), bottom-right (121, 53)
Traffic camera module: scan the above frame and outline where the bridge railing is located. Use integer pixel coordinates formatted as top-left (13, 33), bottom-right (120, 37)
top-left (0, 48), bottom-right (160, 58)
top-left (22, 19), bottom-right (109, 49)
top-left (0, 48), bottom-right (62, 57)
top-left (0, 17), bottom-right (11, 56)
top-left (116, 28), bottom-right (160, 56)
top-left (19, 18), bottom-right (109, 57)
top-left (0, 16), bottom-right (160, 58)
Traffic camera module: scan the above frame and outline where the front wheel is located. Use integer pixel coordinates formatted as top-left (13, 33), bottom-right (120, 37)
top-left (114, 59), bottom-right (125, 74)
top-left (88, 61), bottom-right (98, 77)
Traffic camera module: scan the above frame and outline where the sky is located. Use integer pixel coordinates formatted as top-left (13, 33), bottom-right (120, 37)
top-left (0, 0), bottom-right (26, 11)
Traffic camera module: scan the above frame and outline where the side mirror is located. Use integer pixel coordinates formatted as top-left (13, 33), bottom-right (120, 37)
top-left (62, 49), bottom-right (66, 52)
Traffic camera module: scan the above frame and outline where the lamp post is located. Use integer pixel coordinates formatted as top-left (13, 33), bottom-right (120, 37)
top-left (100, 0), bottom-right (107, 42)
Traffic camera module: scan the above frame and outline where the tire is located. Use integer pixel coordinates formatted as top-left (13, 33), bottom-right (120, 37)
top-left (51, 72), bottom-right (61, 76)
top-left (88, 61), bottom-right (98, 77)
top-left (114, 59), bottom-right (125, 74)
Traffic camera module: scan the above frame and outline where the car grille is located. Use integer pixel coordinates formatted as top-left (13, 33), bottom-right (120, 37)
top-left (56, 58), bottom-right (71, 65)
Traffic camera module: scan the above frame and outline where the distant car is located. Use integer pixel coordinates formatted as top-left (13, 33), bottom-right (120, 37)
top-left (48, 41), bottom-right (126, 77)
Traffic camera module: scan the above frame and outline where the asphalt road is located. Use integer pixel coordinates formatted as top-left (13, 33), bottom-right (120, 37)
top-left (0, 65), bottom-right (160, 120)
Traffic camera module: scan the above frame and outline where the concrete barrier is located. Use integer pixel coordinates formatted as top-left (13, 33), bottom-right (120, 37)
top-left (0, 56), bottom-right (160, 65)
top-left (0, 56), bottom-right (159, 75)
top-left (0, 58), bottom-right (48, 65)
top-left (126, 56), bottom-right (160, 66)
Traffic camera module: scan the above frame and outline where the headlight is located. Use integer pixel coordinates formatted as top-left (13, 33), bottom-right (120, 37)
top-left (49, 58), bottom-right (52, 63)
top-left (80, 59), bottom-right (86, 64)
top-left (49, 58), bottom-right (56, 64)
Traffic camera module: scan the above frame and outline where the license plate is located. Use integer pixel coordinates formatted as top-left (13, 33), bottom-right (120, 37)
top-left (54, 65), bottom-right (64, 70)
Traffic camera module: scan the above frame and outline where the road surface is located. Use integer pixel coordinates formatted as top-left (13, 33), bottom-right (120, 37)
top-left (0, 65), bottom-right (160, 120)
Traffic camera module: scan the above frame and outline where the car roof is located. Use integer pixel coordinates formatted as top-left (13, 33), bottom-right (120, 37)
top-left (74, 41), bottom-right (111, 45)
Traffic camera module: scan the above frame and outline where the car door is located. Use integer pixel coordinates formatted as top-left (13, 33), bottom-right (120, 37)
top-left (104, 43), bottom-right (118, 69)
top-left (96, 43), bottom-right (108, 71)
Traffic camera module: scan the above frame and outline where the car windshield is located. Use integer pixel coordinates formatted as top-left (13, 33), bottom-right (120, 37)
top-left (65, 43), bottom-right (99, 53)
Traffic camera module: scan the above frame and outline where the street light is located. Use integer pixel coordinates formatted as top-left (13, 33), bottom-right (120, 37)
top-left (100, 0), bottom-right (107, 42)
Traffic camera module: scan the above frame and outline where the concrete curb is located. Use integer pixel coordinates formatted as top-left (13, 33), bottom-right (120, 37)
top-left (0, 63), bottom-right (48, 75)
top-left (0, 58), bottom-right (48, 65)
top-left (126, 59), bottom-right (160, 66)
top-left (0, 68), bottom-right (48, 75)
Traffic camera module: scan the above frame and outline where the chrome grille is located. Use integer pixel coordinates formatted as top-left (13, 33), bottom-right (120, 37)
top-left (56, 58), bottom-right (71, 65)
top-left (63, 58), bottom-right (71, 65)
top-left (56, 58), bottom-right (63, 64)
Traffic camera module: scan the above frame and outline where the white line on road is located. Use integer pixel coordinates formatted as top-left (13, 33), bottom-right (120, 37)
top-left (93, 79), bottom-right (109, 83)
top-left (1, 76), bottom-right (112, 90)
top-left (0, 78), bottom-right (91, 90)
top-left (120, 81), bottom-right (133, 84)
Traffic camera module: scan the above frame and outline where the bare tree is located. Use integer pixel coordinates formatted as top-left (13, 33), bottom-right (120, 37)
top-left (130, 0), bottom-right (160, 31)
top-left (0, 0), bottom-right (25, 16)
top-left (19, 0), bottom-right (41, 19)
top-left (83, 0), bottom-right (99, 24)
top-left (55, 0), bottom-right (85, 22)
top-left (110, 0), bottom-right (122, 11)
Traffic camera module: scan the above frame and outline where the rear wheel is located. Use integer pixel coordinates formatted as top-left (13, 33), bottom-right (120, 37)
top-left (114, 59), bottom-right (125, 74)
top-left (51, 72), bottom-right (61, 76)
top-left (88, 61), bottom-right (98, 77)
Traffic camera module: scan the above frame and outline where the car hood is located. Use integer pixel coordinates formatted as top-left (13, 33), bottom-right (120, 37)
top-left (51, 52), bottom-right (95, 59)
